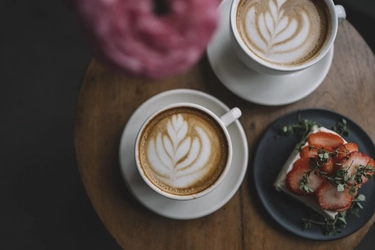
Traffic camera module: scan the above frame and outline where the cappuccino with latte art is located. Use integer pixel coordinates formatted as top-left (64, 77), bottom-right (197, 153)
top-left (136, 105), bottom-right (232, 198)
top-left (236, 0), bottom-right (331, 67)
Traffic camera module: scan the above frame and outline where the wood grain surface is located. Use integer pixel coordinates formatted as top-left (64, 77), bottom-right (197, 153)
top-left (74, 21), bottom-right (375, 250)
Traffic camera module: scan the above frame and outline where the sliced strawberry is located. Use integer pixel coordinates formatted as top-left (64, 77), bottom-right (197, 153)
top-left (338, 151), bottom-right (375, 184)
top-left (335, 142), bottom-right (359, 162)
top-left (307, 131), bottom-right (344, 149)
top-left (336, 152), bottom-right (373, 187)
top-left (300, 145), bottom-right (333, 159)
top-left (336, 188), bottom-right (358, 212)
top-left (286, 157), bottom-right (324, 195)
top-left (300, 145), bottom-right (335, 175)
top-left (300, 145), bottom-right (316, 158)
top-left (316, 181), bottom-right (353, 212)
top-left (320, 157), bottom-right (335, 176)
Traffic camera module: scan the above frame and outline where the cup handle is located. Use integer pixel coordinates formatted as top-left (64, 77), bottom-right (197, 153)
top-left (220, 108), bottom-right (242, 127)
top-left (335, 5), bottom-right (346, 24)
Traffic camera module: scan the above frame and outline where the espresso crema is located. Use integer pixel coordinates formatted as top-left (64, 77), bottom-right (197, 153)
top-left (236, 0), bottom-right (331, 67)
top-left (137, 107), bottom-right (229, 196)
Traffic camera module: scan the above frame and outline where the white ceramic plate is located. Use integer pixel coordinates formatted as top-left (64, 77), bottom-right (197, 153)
top-left (119, 89), bottom-right (248, 219)
top-left (207, 0), bottom-right (333, 106)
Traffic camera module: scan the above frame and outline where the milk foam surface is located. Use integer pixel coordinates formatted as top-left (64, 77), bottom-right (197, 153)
top-left (138, 107), bottom-right (228, 196)
top-left (237, 0), bottom-right (330, 66)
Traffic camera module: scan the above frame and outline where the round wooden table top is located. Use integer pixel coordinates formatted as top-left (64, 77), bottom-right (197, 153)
top-left (74, 20), bottom-right (375, 250)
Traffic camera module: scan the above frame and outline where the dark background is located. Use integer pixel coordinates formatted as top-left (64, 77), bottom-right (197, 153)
top-left (1, 0), bottom-right (374, 249)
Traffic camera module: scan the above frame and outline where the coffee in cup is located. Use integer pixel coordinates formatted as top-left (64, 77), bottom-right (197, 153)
top-left (135, 103), bottom-right (241, 200)
top-left (230, 0), bottom-right (346, 75)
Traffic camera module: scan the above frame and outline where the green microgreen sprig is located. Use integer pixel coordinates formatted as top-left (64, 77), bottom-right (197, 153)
top-left (302, 210), bottom-right (347, 236)
top-left (332, 118), bottom-right (350, 136)
top-left (278, 117), bottom-right (349, 138)
top-left (301, 194), bottom-right (366, 236)
top-left (278, 119), bottom-right (320, 151)
top-left (323, 162), bottom-right (375, 196)
top-left (280, 119), bottom-right (320, 138)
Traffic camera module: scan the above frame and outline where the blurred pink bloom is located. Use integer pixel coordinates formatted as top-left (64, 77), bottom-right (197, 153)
top-left (72, 0), bottom-right (220, 79)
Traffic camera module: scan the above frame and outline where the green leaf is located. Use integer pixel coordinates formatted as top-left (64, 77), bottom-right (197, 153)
top-left (337, 216), bottom-right (347, 225)
top-left (356, 194), bottom-right (366, 202)
top-left (337, 184), bottom-right (345, 192)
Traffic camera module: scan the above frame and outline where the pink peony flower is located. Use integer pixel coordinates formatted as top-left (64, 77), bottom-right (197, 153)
top-left (72, 0), bottom-right (220, 79)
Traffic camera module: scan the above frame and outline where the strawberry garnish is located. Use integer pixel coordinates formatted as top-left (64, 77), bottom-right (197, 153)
top-left (300, 145), bottom-right (335, 175)
top-left (320, 158), bottom-right (335, 176)
top-left (316, 181), bottom-right (353, 212)
top-left (307, 131), bottom-right (344, 149)
top-left (300, 145), bottom-right (317, 158)
top-left (335, 142), bottom-right (359, 162)
top-left (300, 145), bottom-right (333, 159)
top-left (286, 157), bottom-right (324, 195)
top-left (337, 151), bottom-right (375, 186)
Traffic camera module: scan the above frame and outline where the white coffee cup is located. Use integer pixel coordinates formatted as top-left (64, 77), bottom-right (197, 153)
top-left (230, 0), bottom-right (346, 75)
top-left (134, 102), bottom-right (241, 200)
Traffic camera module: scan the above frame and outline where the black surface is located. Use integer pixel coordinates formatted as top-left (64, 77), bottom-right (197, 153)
top-left (335, 0), bottom-right (375, 54)
top-left (253, 109), bottom-right (375, 240)
top-left (1, 0), bottom-right (121, 249)
top-left (1, 0), bottom-right (374, 249)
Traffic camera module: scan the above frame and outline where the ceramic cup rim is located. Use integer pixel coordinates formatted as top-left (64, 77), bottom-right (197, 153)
top-left (229, 0), bottom-right (338, 74)
top-left (134, 102), bottom-right (234, 201)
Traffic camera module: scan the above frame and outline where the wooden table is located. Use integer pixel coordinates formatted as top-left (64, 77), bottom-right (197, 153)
top-left (74, 21), bottom-right (375, 250)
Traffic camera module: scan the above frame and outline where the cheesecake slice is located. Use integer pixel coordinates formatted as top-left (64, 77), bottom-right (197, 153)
top-left (274, 126), bottom-right (375, 219)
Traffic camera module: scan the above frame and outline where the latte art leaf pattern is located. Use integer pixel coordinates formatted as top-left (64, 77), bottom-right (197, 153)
top-left (147, 114), bottom-right (211, 188)
top-left (240, 0), bottom-right (323, 66)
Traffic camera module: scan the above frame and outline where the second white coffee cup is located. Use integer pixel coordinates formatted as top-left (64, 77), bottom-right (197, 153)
top-left (134, 102), bottom-right (241, 200)
top-left (230, 0), bottom-right (346, 75)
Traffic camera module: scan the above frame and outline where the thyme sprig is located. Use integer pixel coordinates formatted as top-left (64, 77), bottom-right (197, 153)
top-left (302, 210), bottom-right (347, 236)
top-left (332, 118), bottom-right (350, 136)
top-left (299, 146), bottom-right (375, 196)
top-left (280, 119), bottom-right (320, 138)
top-left (301, 194), bottom-right (366, 235)
top-left (278, 119), bottom-right (320, 150)
top-left (299, 148), bottom-right (334, 193)
top-left (278, 117), bottom-right (349, 139)
top-left (325, 163), bottom-right (375, 196)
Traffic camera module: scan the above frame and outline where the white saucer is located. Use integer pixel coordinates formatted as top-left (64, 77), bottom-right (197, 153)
top-left (119, 89), bottom-right (248, 220)
top-left (207, 0), bottom-right (334, 106)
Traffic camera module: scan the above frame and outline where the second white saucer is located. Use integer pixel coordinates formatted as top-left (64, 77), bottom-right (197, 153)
top-left (207, 0), bottom-right (333, 106)
top-left (119, 89), bottom-right (248, 220)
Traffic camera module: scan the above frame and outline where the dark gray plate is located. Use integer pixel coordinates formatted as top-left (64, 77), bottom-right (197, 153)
top-left (253, 109), bottom-right (375, 240)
